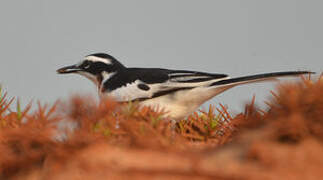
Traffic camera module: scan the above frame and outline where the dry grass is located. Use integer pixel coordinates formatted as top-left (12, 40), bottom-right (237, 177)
top-left (0, 75), bottom-right (322, 180)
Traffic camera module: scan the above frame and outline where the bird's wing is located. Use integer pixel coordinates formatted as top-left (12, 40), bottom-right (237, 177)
top-left (165, 70), bottom-right (229, 87)
top-left (106, 69), bottom-right (229, 101)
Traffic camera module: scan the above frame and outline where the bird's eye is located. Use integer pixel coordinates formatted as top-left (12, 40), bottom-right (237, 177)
top-left (84, 64), bottom-right (90, 69)
top-left (81, 61), bottom-right (91, 69)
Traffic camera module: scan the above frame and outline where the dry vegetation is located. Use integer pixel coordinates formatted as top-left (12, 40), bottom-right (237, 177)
top-left (0, 75), bottom-right (322, 180)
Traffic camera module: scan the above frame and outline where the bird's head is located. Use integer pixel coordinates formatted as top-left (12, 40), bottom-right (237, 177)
top-left (57, 53), bottom-right (125, 86)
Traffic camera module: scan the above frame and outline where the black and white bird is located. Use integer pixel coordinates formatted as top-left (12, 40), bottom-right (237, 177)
top-left (57, 53), bottom-right (313, 120)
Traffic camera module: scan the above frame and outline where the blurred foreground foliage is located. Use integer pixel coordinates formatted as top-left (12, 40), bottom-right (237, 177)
top-left (0, 75), bottom-right (322, 180)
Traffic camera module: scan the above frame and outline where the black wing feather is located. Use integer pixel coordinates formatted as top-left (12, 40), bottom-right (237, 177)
top-left (167, 70), bottom-right (228, 83)
top-left (103, 68), bottom-right (228, 92)
top-left (103, 68), bottom-right (170, 92)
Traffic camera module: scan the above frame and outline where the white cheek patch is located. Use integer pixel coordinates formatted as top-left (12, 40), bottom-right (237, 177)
top-left (85, 56), bottom-right (112, 64)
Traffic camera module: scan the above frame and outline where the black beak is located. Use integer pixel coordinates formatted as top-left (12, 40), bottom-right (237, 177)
top-left (56, 65), bottom-right (82, 74)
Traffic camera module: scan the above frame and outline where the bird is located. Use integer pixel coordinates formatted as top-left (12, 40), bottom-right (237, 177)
top-left (57, 53), bottom-right (313, 120)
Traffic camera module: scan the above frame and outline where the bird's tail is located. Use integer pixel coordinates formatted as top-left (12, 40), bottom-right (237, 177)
top-left (210, 71), bottom-right (314, 87)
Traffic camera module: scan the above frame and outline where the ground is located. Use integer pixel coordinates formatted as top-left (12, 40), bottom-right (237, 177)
top-left (0, 75), bottom-right (322, 180)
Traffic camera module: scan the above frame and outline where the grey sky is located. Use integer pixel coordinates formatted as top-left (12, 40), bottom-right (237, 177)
top-left (0, 1), bottom-right (322, 113)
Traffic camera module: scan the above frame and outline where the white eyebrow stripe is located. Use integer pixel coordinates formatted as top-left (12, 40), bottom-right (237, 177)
top-left (86, 56), bottom-right (112, 64)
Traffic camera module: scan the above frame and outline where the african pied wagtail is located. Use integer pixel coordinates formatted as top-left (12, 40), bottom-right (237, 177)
top-left (57, 53), bottom-right (313, 120)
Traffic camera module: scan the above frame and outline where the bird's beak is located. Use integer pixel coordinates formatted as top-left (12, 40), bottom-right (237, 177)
top-left (56, 65), bottom-right (82, 74)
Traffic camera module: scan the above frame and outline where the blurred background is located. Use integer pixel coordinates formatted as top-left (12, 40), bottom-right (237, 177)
top-left (0, 0), bottom-right (322, 113)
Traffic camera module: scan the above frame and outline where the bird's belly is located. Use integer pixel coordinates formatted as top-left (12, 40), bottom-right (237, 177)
top-left (138, 90), bottom-right (205, 120)
top-left (139, 97), bottom-right (192, 120)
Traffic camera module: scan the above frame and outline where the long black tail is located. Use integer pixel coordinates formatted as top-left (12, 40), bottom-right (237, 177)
top-left (211, 71), bottom-right (314, 87)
